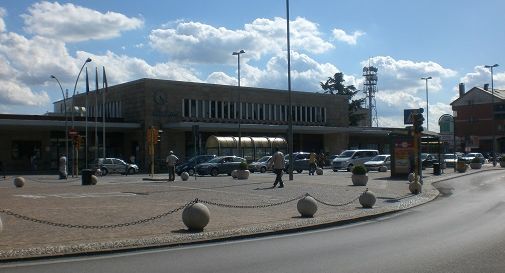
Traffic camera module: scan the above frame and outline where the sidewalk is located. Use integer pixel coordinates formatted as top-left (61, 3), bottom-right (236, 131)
top-left (0, 166), bottom-right (496, 260)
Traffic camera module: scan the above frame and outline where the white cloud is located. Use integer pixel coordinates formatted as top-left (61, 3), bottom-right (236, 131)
top-left (21, 1), bottom-right (143, 42)
top-left (332, 28), bottom-right (365, 45)
top-left (460, 65), bottom-right (505, 91)
top-left (0, 7), bottom-right (6, 32)
top-left (149, 17), bottom-right (334, 64)
top-left (206, 72), bottom-right (237, 86)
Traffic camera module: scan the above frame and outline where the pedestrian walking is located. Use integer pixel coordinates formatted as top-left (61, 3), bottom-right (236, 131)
top-left (58, 154), bottom-right (67, 179)
top-left (268, 148), bottom-right (285, 188)
top-left (309, 151), bottom-right (317, 175)
top-left (166, 151), bottom-right (179, 181)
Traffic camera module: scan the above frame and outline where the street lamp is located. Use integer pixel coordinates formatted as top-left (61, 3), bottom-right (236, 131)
top-left (421, 76), bottom-right (432, 131)
top-left (70, 57), bottom-right (92, 176)
top-left (286, 0), bottom-right (294, 180)
top-left (232, 49), bottom-right (245, 157)
top-left (484, 64), bottom-right (499, 166)
top-left (50, 75), bottom-right (68, 176)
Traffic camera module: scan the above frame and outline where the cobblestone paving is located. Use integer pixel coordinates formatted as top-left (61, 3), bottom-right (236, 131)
top-left (0, 166), bottom-right (498, 260)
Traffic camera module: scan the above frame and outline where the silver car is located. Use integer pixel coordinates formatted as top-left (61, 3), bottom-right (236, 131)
top-left (248, 156), bottom-right (272, 173)
top-left (93, 158), bottom-right (139, 175)
top-left (364, 154), bottom-right (391, 172)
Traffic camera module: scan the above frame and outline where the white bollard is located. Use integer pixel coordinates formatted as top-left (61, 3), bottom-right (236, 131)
top-left (409, 180), bottom-right (422, 195)
top-left (91, 175), bottom-right (98, 185)
top-left (408, 173), bottom-right (415, 182)
top-left (297, 196), bottom-right (318, 217)
top-left (0, 215), bottom-right (3, 233)
top-left (359, 190), bottom-right (376, 208)
top-left (13, 177), bottom-right (25, 188)
top-left (316, 168), bottom-right (323, 175)
top-left (181, 172), bottom-right (189, 181)
top-left (182, 202), bottom-right (210, 231)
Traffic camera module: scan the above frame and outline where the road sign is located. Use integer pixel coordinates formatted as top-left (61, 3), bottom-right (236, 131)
top-left (404, 108), bottom-right (424, 124)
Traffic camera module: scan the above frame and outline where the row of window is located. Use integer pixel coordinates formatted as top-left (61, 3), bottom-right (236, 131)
top-left (182, 99), bottom-right (326, 123)
top-left (88, 101), bottom-right (122, 118)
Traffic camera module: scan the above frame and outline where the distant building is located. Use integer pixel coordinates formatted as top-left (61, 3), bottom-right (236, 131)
top-left (450, 84), bottom-right (505, 153)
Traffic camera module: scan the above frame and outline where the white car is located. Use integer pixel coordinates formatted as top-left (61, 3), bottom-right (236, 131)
top-left (443, 154), bottom-right (458, 167)
top-left (364, 154), bottom-right (391, 172)
top-left (460, 153), bottom-right (485, 164)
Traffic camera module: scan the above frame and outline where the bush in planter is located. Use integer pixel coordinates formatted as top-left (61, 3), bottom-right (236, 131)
top-left (236, 162), bottom-right (250, 180)
top-left (351, 165), bottom-right (368, 186)
top-left (470, 157), bottom-right (482, 169)
top-left (238, 162), bottom-right (248, 170)
top-left (500, 156), bottom-right (505, 167)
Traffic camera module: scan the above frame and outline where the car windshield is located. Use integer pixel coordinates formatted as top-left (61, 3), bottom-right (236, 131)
top-left (337, 151), bottom-right (355, 158)
top-left (208, 157), bottom-right (224, 163)
top-left (464, 153), bottom-right (477, 157)
top-left (257, 156), bottom-right (271, 162)
top-left (421, 154), bottom-right (428, 160)
top-left (370, 155), bottom-right (387, 161)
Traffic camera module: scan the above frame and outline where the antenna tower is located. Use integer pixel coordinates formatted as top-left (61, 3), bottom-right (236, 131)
top-left (363, 62), bottom-right (378, 127)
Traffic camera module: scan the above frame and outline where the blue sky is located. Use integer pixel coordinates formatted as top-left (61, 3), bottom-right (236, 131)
top-left (1, 0), bottom-right (504, 131)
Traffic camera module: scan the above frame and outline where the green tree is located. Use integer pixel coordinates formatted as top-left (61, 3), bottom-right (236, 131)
top-left (320, 72), bottom-right (365, 126)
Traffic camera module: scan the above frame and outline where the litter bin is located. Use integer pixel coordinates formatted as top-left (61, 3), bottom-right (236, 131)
top-left (81, 169), bottom-right (93, 185)
top-left (433, 163), bottom-right (441, 175)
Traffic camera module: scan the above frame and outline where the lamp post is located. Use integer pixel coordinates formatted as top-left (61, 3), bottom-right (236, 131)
top-left (70, 57), bottom-right (92, 176)
top-left (286, 0), bottom-right (294, 180)
top-left (421, 76), bottom-right (432, 131)
top-left (485, 64), bottom-right (499, 166)
top-left (232, 49), bottom-right (245, 157)
top-left (50, 75), bottom-right (68, 176)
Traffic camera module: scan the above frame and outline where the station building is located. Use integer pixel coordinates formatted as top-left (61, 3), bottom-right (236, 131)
top-left (0, 78), bottom-right (396, 172)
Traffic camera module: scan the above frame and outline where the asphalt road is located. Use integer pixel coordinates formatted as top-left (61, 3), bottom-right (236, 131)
top-left (2, 170), bottom-right (505, 273)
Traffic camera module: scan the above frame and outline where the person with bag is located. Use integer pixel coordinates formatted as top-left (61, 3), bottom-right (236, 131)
top-left (166, 151), bottom-right (179, 181)
top-left (268, 148), bottom-right (285, 188)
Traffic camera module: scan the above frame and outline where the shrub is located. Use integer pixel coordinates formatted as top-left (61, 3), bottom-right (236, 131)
top-left (471, 157), bottom-right (481, 164)
top-left (501, 156), bottom-right (505, 162)
top-left (352, 165), bottom-right (367, 175)
top-left (239, 162), bottom-right (248, 170)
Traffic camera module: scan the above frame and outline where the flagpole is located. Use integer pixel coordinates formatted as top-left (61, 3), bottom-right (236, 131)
top-left (95, 67), bottom-right (99, 163)
top-left (102, 67), bottom-right (107, 160)
top-left (85, 68), bottom-right (89, 169)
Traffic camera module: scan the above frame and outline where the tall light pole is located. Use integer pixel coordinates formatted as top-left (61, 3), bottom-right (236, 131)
top-left (286, 0), bottom-right (293, 180)
top-left (70, 57), bottom-right (92, 176)
top-left (485, 64), bottom-right (499, 166)
top-left (50, 75), bottom-right (68, 176)
top-left (232, 49), bottom-right (245, 157)
top-left (421, 76), bottom-right (432, 131)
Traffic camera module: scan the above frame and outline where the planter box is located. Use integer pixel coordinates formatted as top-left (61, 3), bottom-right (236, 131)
top-left (500, 161), bottom-right (505, 168)
top-left (236, 170), bottom-right (250, 180)
top-left (456, 162), bottom-right (468, 173)
top-left (351, 174), bottom-right (368, 186)
top-left (470, 163), bottom-right (482, 169)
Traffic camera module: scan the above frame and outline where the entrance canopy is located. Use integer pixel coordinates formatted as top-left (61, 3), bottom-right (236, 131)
top-left (206, 135), bottom-right (287, 161)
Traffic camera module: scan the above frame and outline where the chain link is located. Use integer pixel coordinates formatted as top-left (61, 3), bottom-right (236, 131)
top-left (307, 190), bottom-right (364, 207)
top-left (198, 194), bottom-right (306, 209)
top-left (0, 200), bottom-right (195, 229)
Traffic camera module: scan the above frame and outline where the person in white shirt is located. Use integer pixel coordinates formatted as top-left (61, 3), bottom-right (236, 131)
top-left (166, 151), bottom-right (179, 181)
top-left (268, 148), bottom-right (285, 188)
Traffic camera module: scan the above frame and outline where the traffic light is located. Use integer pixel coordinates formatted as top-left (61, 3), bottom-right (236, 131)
top-left (413, 113), bottom-right (424, 133)
top-left (157, 130), bottom-right (163, 143)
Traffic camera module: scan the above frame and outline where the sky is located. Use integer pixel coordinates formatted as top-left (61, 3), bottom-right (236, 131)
top-left (1, 0), bottom-right (504, 131)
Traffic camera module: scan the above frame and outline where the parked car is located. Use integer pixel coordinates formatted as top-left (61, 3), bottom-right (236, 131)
top-left (364, 154), bottom-right (391, 172)
top-left (175, 155), bottom-right (216, 176)
top-left (420, 153), bottom-right (436, 169)
top-left (284, 152), bottom-right (310, 173)
top-left (248, 155), bottom-right (272, 173)
top-left (92, 158), bottom-right (139, 175)
top-left (443, 153), bottom-right (458, 168)
top-left (460, 152), bottom-right (485, 164)
top-left (332, 149), bottom-right (379, 172)
top-left (195, 156), bottom-right (247, 176)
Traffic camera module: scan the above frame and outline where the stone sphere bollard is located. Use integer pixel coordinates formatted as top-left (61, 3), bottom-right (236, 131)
top-left (316, 168), bottom-right (323, 175)
top-left (408, 173), bottom-right (415, 182)
top-left (359, 190), bottom-right (376, 208)
top-left (181, 172), bottom-right (190, 181)
top-left (409, 181), bottom-right (422, 195)
top-left (13, 177), bottom-right (25, 188)
top-left (91, 175), bottom-right (98, 185)
top-left (231, 170), bottom-right (238, 179)
top-left (297, 195), bottom-right (318, 217)
top-left (182, 202), bottom-right (210, 231)
top-left (0, 215), bottom-right (3, 233)
top-left (379, 166), bottom-right (388, 172)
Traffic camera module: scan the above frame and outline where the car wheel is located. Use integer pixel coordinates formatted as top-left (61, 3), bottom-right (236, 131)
top-left (260, 166), bottom-right (267, 173)
top-left (101, 168), bottom-right (108, 176)
top-left (346, 164), bottom-right (353, 172)
top-left (128, 168), bottom-right (135, 175)
top-left (188, 169), bottom-right (195, 176)
top-left (296, 169), bottom-right (302, 173)
top-left (210, 168), bottom-right (219, 177)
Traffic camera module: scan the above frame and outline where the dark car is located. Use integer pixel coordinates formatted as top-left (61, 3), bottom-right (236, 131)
top-left (195, 156), bottom-right (247, 176)
top-left (248, 155), bottom-right (272, 173)
top-left (176, 155), bottom-right (216, 176)
top-left (421, 153), bottom-right (436, 169)
top-left (284, 152), bottom-right (310, 173)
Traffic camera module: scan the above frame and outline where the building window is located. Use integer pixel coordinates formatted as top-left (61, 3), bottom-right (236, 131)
top-left (190, 99), bottom-right (196, 118)
top-left (183, 99), bottom-right (189, 118)
top-left (211, 101), bottom-right (216, 118)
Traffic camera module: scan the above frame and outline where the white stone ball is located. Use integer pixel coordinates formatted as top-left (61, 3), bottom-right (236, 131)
top-left (14, 177), bottom-right (25, 188)
top-left (408, 173), bottom-right (415, 182)
top-left (231, 170), bottom-right (238, 179)
top-left (0, 216), bottom-right (3, 233)
top-left (359, 190), bottom-right (376, 208)
top-left (316, 168), bottom-right (323, 175)
top-left (379, 166), bottom-right (388, 172)
top-left (182, 202), bottom-right (210, 231)
top-left (181, 172), bottom-right (190, 181)
top-left (297, 196), bottom-right (318, 217)
top-left (91, 175), bottom-right (98, 185)
top-left (409, 181), bottom-right (422, 195)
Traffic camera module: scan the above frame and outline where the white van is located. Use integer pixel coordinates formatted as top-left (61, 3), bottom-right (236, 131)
top-left (332, 149), bottom-right (379, 172)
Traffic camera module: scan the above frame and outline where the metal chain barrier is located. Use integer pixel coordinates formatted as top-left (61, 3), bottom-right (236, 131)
top-left (307, 190), bottom-right (365, 207)
top-left (0, 200), bottom-right (195, 229)
top-left (198, 194), bottom-right (307, 209)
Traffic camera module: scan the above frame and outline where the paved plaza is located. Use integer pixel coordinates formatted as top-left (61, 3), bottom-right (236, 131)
top-left (0, 166), bottom-right (492, 260)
